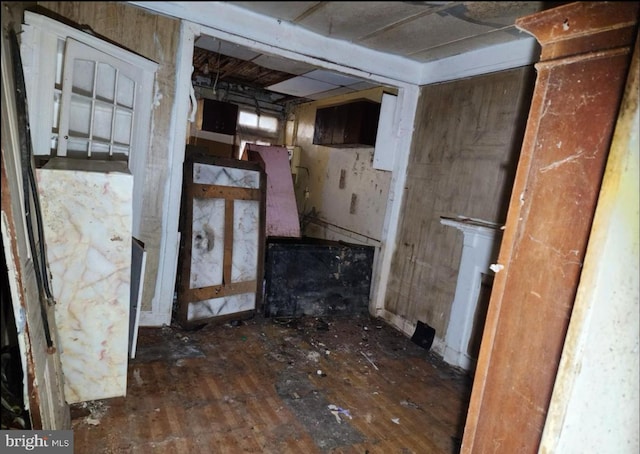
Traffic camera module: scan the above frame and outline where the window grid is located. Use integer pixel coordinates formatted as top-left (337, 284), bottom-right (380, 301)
top-left (238, 110), bottom-right (278, 133)
top-left (65, 59), bottom-right (135, 161)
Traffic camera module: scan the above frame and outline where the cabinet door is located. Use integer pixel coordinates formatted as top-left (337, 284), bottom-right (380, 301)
top-left (330, 104), bottom-right (347, 144)
top-left (198, 98), bottom-right (238, 135)
top-left (313, 100), bottom-right (380, 146)
top-left (176, 156), bottom-right (266, 328)
top-left (312, 105), bottom-right (335, 145)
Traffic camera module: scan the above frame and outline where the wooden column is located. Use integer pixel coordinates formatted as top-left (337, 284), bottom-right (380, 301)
top-left (461, 3), bottom-right (639, 453)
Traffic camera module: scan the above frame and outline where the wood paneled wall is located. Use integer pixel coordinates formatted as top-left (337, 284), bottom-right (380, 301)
top-left (384, 67), bottom-right (535, 339)
top-left (34, 2), bottom-right (181, 313)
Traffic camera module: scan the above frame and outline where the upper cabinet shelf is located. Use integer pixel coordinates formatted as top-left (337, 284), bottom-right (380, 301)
top-left (196, 98), bottom-right (239, 136)
top-left (313, 99), bottom-right (381, 148)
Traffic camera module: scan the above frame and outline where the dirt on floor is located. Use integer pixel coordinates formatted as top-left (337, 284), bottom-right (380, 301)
top-left (70, 313), bottom-right (472, 453)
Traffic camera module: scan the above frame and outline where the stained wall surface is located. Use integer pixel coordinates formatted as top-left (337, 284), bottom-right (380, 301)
top-left (384, 67), bottom-right (534, 340)
top-left (292, 88), bottom-right (392, 247)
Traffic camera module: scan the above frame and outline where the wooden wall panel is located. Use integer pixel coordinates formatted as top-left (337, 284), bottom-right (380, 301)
top-left (384, 68), bottom-right (534, 337)
top-left (35, 2), bottom-right (181, 313)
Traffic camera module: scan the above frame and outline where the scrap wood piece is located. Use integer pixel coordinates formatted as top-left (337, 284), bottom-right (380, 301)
top-left (360, 351), bottom-right (379, 370)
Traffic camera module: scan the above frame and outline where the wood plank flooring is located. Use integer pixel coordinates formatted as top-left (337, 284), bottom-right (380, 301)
top-left (71, 314), bottom-right (472, 453)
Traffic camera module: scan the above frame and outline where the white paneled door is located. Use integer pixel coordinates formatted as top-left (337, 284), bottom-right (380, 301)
top-left (20, 11), bottom-right (156, 239)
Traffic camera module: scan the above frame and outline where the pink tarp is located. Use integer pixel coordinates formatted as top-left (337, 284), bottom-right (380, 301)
top-left (246, 144), bottom-right (301, 238)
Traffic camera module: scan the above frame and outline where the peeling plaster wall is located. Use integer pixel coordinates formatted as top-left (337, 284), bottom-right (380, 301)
top-left (36, 2), bottom-right (180, 314)
top-left (384, 67), bottom-right (535, 341)
top-left (292, 88), bottom-right (392, 247)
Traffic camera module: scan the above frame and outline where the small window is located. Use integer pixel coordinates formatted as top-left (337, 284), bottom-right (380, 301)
top-left (238, 110), bottom-right (278, 132)
top-left (239, 111), bottom-right (258, 128)
top-left (258, 116), bottom-right (278, 132)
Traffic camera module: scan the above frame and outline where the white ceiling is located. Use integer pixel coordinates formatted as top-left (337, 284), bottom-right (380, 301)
top-left (132, 1), bottom-right (553, 101)
top-left (192, 2), bottom-right (550, 100)
top-left (229, 1), bottom-right (548, 63)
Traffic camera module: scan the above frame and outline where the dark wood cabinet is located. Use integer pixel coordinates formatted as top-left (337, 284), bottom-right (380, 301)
top-left (313, 99), bottom-right (381, 147)
top-left (197, 98), bottom-right (238, 135)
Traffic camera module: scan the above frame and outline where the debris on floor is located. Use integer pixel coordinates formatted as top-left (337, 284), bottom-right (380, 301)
top-left (132, 324), bottom-right (205, 363)
top-left (70, 313), bottom-right (472, 453)
top-left (70, 399), bottom-right (109, 428)
top-left (328, 404), bottom-right (352, 423)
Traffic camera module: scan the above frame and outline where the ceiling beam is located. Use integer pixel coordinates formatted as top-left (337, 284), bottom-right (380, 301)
top-left (126, 1), bottom-right (422, 86)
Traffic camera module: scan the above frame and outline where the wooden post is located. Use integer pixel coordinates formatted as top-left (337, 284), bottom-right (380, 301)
top-left (461, 3), bottom-right (639, 452)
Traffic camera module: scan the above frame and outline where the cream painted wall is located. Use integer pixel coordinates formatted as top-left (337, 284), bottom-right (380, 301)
top-left (291, 88), bottom-right (392, 246)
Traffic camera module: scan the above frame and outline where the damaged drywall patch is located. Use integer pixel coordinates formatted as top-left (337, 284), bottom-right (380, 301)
top-left (153, 79), bottom-right (163, 108)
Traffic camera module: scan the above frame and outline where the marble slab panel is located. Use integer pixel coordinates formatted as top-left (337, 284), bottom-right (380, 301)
top-left (232, 199), bottom-right (259, 282)
top-left (37, 158), bottom-right (132, 403)
top-left (190, 198), bottom-right (225, 289)
top-left (193, 162), bottom-right (260, 188)
top-left (187, 162), bottom-right (261, 323)
top-left (187, 293), bottom-right (256, 321)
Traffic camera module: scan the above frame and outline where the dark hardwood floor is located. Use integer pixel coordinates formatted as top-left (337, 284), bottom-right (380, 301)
top-left (71, 314), bottom-right (472, 453)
